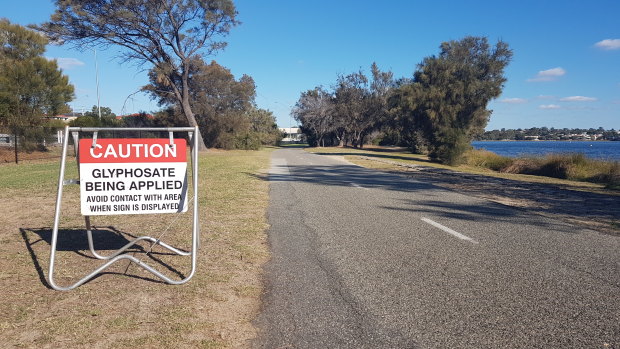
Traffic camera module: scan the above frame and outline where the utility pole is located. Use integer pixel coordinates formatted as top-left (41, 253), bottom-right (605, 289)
top-left (94, 49), bottom-right (102, 119)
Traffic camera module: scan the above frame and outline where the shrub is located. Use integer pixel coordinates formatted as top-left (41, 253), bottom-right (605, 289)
top-left (604, 162), bottom-right (620, 189)
top-left (535, 153), bottom-right (587, 179)
top-left (464, 149), bottom-right (513, 171)
top-left (234, 132), bottom-right (261, 150)
top-left (500, 158), bottom-right (542, 175)
top-left (463, 150), bottom-right (618, 189)
top-left (428, 132), bottom-right (471, 165)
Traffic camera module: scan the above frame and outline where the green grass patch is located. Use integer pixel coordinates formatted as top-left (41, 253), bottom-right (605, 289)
top-left (0, 160), bottom-right (78, 190)
top-left (279, 143), bottom-right (309, 148)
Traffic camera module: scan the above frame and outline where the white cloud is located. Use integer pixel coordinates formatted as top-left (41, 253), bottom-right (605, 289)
top-left (539, 104), bottom-right (561, 109)
top-left (527, 67), bottom-right (566, 82)
top-left (500, 98), bottom-right (527, 104)
top-left (47, 57), bottom-right (85, 70)
top-left (594, 39), bottom-right (620, 50)
top-left (560, 96), bottom-right (597, 102)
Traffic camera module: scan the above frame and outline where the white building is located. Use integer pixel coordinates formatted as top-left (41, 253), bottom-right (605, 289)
top-left (279, 127), bottom-right (304, 143)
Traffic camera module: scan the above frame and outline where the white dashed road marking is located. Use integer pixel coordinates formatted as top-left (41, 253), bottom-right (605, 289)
top-left (350, 183), bottom-right (369, 190)
top-left (421, 217), bottom-right (478, 244)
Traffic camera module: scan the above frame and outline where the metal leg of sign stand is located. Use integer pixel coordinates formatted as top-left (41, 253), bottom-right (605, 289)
top-left (84, 216), bottom-right (191, 260)
top-left (48, 126), bottom-right (199, 291)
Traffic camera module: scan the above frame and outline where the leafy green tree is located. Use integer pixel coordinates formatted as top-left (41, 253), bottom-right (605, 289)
top-left (247, 108), bottom-right (282, 146)
top-left (367, 62), bottom-right (394, 144)
top-left (145, 58), bottom-right (276, 149)
top-left (37, 0), bottom-right (239, 151)
top-left (152, 107), bottom-right (188, 128)
top-left (84, 105), bottom-right (116, 119)
top-left (0, 19), bottom-right (74, 161)
top-left (387, 83), bottom-right (428, 152)
top-left (69, 105), bottom-right (121, 127)
top-left (392, 36), bottom-right (512, 164)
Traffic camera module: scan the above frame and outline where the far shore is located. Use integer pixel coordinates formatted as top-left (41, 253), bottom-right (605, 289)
top-left (474, 139), bottom-right (619, 142)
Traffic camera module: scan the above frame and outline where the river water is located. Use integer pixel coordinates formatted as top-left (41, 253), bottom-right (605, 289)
top-left (471, 141), bottom-right (620, 161)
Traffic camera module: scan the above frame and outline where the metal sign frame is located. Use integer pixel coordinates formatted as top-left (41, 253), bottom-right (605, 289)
top-left (49, 126), bottom-right (200, 291)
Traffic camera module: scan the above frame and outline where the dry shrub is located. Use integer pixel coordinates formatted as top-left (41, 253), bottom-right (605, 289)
top-left (603, 162), bottom-right (620, 189)
top-left (464, 149), bottom-right (513, 171)
top-left (500, 158), bottom-right (542, 174)
top-left (496, 153), bottom-right (618, 188)
top-left (535, 153), bottom-right (588, 179)
top-left (461, 149), bottom-right (618, 189)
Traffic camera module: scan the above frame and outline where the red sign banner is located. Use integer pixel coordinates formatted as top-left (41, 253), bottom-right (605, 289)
top-left (79, 138), bottom-right (187, 163)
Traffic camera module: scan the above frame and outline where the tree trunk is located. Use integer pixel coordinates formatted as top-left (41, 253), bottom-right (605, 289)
top-left (179, 65), bottom-right (208, 151)
top-left (337, 130), bottom-right (346, 147)
top-left (352, 131), bottom-right (361, 148)
top-left (181, 102), bottom-right (207, 151)
top-left (13, 130), bottom-right (18, 164)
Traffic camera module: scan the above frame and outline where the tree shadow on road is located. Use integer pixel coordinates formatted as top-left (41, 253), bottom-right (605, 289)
top-left (261, 159), bottom-right (620, 235)
top-left (265, 164), bottom-right (436, 193)
top-left (313, 151), bottom-right (435, 164)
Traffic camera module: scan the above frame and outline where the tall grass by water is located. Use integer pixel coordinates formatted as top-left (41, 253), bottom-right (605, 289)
top-left (464, 150), bottom-right (620, 189)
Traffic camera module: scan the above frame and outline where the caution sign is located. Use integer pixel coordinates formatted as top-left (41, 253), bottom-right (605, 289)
top-left (79, 138), bottom-right (188, 216)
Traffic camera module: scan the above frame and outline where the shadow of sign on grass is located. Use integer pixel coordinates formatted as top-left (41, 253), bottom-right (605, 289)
top-left (20, 226), bottom-right (187, 288)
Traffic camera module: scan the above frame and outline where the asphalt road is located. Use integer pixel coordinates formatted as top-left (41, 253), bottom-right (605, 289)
top-left (253, 148), bottom-right (620, 349)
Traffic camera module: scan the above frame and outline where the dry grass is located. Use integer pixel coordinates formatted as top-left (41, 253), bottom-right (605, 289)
top-left (0, 148), bottom-right (273, 348)
top-left (0, 146), bottom-right (64, 164)
top-left (462, 149), bottom-right (513, 171)
top-left (465, 149), bottom-right (620, 187)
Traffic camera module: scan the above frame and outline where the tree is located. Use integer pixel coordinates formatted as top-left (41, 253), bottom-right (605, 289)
top-left (333, 71), bottom-right (369, 148)
top-left (247, 108), bottom-right (282, 146)
top-left (292, 63), bottom-right (393, 148)
top-left (84, 105), bottom-right (116, 119)
top-left (0, 19), bottom-right (74, 162)
top-left (146, 58), bottom-right (279, 149)
top-left (145, 58), bottom-right (256, 148)
top-left (37, 0), bottom-right (239, 151)
top-left (330, 63), bottom-right (393, 148)
top-left (388, 82), bottom-right (429, 152)
top-left (392, 36), bottom-right (512, 164)
top-left (367, 62), bottom-right (394, 143)
top-left (69, 105), bottom-right (120, 127)
top-left (292, 87), bottom-right (334, 147)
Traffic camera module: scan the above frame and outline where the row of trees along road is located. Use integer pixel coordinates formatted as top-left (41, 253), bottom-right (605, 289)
top-left (294, 37), bottom-right (513, 165)
top-left (0, 19), bottom-right (75, 162)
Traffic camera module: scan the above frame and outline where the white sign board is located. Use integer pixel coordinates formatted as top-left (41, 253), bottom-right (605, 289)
top-left (79, 138), bottom-right (188, 215)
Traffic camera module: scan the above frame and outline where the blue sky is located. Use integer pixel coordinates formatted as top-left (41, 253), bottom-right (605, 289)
top-left (2, 0), bottom-right (619, 130)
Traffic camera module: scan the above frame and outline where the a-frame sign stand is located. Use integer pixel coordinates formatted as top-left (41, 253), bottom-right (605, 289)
top-left (49, 126), bottom-right (200, 291)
